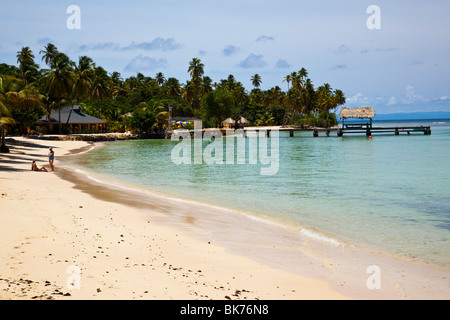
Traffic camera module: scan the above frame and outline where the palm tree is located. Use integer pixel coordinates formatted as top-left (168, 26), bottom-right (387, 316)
top-left (0, 76), bottom-right (18, 152)
top-left (251, 74), bottom-right (262, 88)
top-left (17, 46), bottom-right (35, 66)
top-left (182, 81), bottom-right (195, 107)
top-left (187, 58), bottom-right (205, 109)
top-left (165, 77), bottom-right (181, 96)
top-left (282, 74), bottom-right (292, 127)
top-left (67, 56), bottom-right (94, 125)
top-left (155, 111), bottom-right (170, 132)
top-left (188, 58), bottom-right (204, 81)
top-left (91, 66), bottom-right (110, 119)
top-left (255, 111), bottom-right (275, 126)
top-left (0, 105), bottom-right (14, 152)
top-left (39, 43), bottom-right (58, 66)
top-left (110, 72), bottom-right (129, 98)
top-left (155, 72), bottom-right (165, 86)
top-left (40, 52), bottom-right (74, 133)
top-left (16, 47), bottom-right (39, 84)
top-left (202, 76), bottom-right (213, 95)
top-left (333, 89), bottom-right (346, 107)
top-left (0, 75), bottom-right (44, 144)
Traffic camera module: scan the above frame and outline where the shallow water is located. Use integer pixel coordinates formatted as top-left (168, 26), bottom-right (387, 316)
top-left (68, 120), bottom-right (450, 268)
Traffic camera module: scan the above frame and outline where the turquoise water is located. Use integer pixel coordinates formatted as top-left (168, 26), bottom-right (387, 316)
top-left (69, 120), bottom-right (450, 268)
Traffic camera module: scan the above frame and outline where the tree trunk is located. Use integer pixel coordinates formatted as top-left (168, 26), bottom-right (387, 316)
top-left (58, 100), bottom-right (62, 134)
top-left (0, 124), bottom-right (9, 153)
top-left (66, 96), bottom-right (77, 133)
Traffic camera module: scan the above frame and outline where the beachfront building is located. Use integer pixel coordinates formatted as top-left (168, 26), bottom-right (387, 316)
top-left (35, 105), bottom-right (106, 134)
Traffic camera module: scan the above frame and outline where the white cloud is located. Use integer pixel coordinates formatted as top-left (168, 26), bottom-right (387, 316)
top-left (346, 93), bottom-right (372, 105)
top-left (275, 59), bottom-right (291, 69)
top-left (75, 38), bottom-right (181, 52)
top-left (122, 38), bottom-right (181, 51)
top-left (124, 55), bottom-right (167, 72)
top-left (403, 85), bottom-right (428, 104)
top-left (332, 64), bottom-right (346, 70)
top-left (256, 35), bottom-right (274, 42)
top-left (335, 44), bottom-right (351, 54)
top-left (223, 45), bottom-right (239, 57)
top-left (237, 54), bottom-right (267, 69)
top-left (386, 96), bottom-right (397, 106)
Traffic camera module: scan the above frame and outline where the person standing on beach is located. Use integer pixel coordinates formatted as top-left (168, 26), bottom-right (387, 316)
top-left (48, 147), bottom-right (55, 171)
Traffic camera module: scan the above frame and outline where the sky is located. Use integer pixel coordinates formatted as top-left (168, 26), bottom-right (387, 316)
top-left (1, 0), bottom-right (449, 114)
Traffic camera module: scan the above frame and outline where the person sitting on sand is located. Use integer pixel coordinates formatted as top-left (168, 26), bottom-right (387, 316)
top-left (31, 160), bottom-right (48, 172)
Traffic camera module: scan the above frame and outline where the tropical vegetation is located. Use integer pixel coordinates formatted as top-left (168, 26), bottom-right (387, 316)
top-left (0, 43), bottom-right (346, 151)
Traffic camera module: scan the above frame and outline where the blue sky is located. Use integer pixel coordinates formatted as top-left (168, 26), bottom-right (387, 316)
top-left (1, 0), bottom-right (449, 114)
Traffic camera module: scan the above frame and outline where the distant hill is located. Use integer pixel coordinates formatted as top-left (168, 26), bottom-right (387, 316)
top-left (373, 112), bottom-right (450, 121)
top-left (338, 111), bottom-right (450, 121)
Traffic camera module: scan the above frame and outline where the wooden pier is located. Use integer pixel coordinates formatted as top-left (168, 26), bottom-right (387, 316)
top-left (167, 107), bottom-right (431, 138)
top-left (334, 106), bottom-right (431, 137)
top-left (336, 123), bottom-right (431, 136)
top-left (168, 123), bottom-right (431, 139)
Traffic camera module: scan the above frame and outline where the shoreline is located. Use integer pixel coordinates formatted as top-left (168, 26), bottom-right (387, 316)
top-left (1, 137), bottom-right (449, 299)
top-left (0, 137), bottom-right (349, 300)
top-left (59, 151), bottom-right (450, 299)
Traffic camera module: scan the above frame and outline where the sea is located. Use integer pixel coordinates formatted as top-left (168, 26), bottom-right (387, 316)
top-left (66, 119), bottom-right (450, 269)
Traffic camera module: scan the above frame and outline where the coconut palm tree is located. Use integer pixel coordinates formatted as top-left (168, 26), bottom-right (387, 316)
top-left (40, 52), bottom-right (74, 133)
top-left (164, 77), bottom-right (181, 97)
top-left (255, 111), bottom-right (275, 126)
top-left (155, 111), bottom-right (170, 132)
top-left (182, 81), bottom-right (195, 107)
top-left (251, 74), bottom-right (262, 88)
top-left (187, 58), bottom-right (205, 109)
top-left (0, 75), bottom-right (44, 144)
top-left (155, 72), bottom-right (165, 86)
top-left (91, 66), bottom-right (110, 119)
top-left (39, 43), bottom-right (58, 66)
top-left (16, 47), bottom-right (39, 84)
top-left (17, 46), bottom-right (35, 66)
top-left (110, 72), bottom-right (129, 98)
top-left (188, 58), bottom-right (204, 81)
top-left (0, 76), bottom-right (18, 152)
top-left (333, 89), bottom-right (346, 107)
top-left (67, 56), bottom-right (94, 126)
top-left (202, 76), bottom-right (213, 95)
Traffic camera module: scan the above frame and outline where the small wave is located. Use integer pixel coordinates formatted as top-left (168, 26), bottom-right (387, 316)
top-left (300, 228), bottom-right (345, 247)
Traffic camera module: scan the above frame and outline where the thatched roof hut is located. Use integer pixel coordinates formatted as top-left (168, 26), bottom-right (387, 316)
top-left (339, 107), bottom-right (375, 119)
top-left (222, 117), bottom-right (235, 124)
top-left (239, 117), bottom-right (250, 124)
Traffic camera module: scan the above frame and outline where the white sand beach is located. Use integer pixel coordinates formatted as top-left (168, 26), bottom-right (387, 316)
top-left (0, 136), bottom-right (449, 300)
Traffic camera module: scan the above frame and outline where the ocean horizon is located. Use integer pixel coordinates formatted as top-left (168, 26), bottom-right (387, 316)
top-left (66, 119), bottom-right (450, 269)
